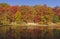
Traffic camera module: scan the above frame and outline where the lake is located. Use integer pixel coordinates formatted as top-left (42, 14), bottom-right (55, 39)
top-left (0, 25), bottom-right (60, 39)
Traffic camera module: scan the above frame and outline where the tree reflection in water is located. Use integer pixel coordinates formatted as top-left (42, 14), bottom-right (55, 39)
top-left (0, 25), bottom-right (60, 39)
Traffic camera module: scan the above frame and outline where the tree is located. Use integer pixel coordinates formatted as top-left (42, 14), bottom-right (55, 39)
top-left (15, 11), bottom-right (22, 24)
top-left (53, 14), bottom-right (59, 23)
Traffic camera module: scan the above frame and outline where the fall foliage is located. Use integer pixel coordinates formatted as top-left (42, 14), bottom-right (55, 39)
top-left (0, 3), bottom-right (60, 25)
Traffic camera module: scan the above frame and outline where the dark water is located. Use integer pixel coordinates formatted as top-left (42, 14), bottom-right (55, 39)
top-left (0, 25), bottom-right (60, 39)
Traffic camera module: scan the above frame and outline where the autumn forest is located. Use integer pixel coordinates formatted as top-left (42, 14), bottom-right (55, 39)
top-left (0, 3), bottom-right (60, 25)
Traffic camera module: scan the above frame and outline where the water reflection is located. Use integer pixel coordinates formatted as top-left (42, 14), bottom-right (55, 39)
top-left (0, 25), bottom-right (60, 39)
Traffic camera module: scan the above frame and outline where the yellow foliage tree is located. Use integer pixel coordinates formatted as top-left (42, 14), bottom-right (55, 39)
top-left (15, 11), bottom-right (22, 24)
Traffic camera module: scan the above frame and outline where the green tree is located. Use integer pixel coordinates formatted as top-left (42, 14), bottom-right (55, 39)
top-left (53, 14), bottom-right (59, 23)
